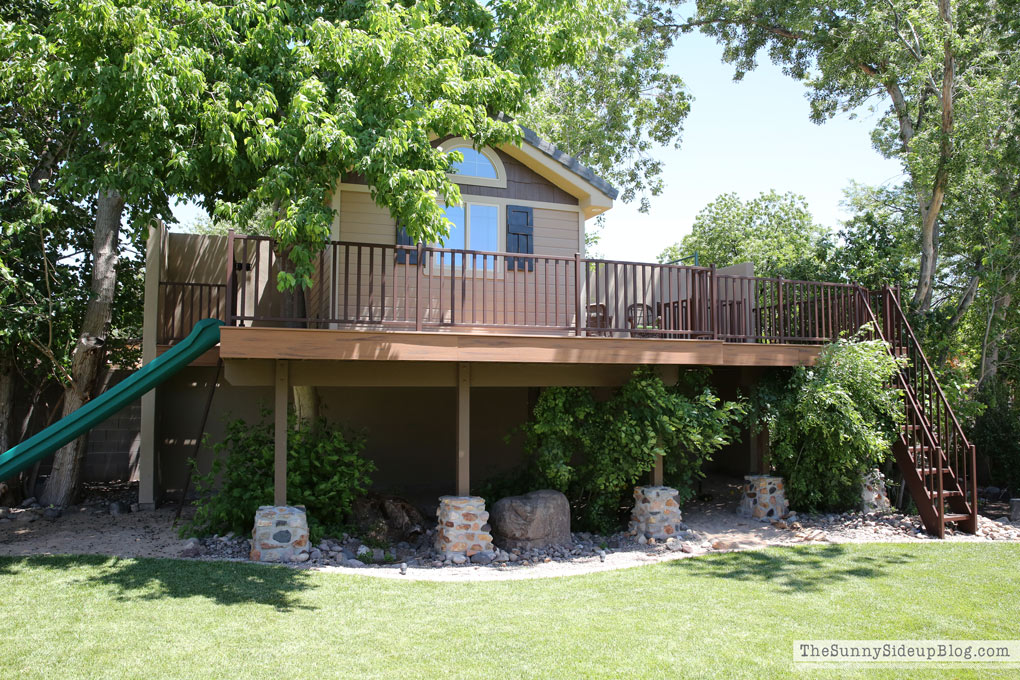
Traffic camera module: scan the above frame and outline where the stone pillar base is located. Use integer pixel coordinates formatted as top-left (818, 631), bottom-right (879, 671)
top-left (861, 469), bottom-right (892, 514)
top-left (250, 506), bottom-right (310, 563)
top-left (738, 475), bottom-right (789, 521)
top-left (435, 496), bottom-right (492, 558)
top-left (628, 486), bottom-right (683, 540)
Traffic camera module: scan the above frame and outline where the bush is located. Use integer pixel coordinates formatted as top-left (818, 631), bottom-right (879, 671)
top-left (753, 331), bottom-right (904, 512)
top-left (181, 410), bottom-right (375, 542)
top-left (970, 383), bottom-right (1020, 493)
top-left (480, 368), bottom-right (746, 534)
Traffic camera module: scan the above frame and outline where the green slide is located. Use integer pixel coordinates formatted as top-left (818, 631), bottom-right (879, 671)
top-left (0, 318), bottom-right (224, 481)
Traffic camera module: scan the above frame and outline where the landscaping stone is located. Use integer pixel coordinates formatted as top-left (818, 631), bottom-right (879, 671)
top-left (43, 507), bottom-right (62, 520)
top-left (1010, 499), bottom-right (1020, 523)
top-left (738, 475), bottom-right (789, 521)
top-left (490, 489), bottom-right (571, 550)
top-left (470, 550), bottom-right (494, 565)
top-left (109, 501), bottom-right (130, 516)
top-left (861, 469), bottom-right (892, 514)
top-left (628, 486), bottom-right (683, 540)
top-left (434, 495), bottom-right (493, 558)
top-left (250, 506), bottom-right (310, 563)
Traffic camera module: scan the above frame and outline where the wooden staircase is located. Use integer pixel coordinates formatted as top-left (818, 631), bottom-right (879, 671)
top-left (857, 286), bottom-right (978, 538)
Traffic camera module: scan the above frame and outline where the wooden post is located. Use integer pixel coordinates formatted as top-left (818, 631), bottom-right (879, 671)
top-left (709, 264), bottom-right (717, 340)
top-left (274, 360), bottom-right (289, 506)
top-left (456, 362), bottom-right (470, 496)
top-left (777, 276), bottom-right (785, 343)
top-left (415, 242), bottom-right (424, 332)
top-left (225, 229), bottom-right (235, 325)
top-left (574, 252), bottom-right (582, 336)
top-left (652, 454), bottom-right (663, 486)
top-left (138, 220), bottom-right (163, 509)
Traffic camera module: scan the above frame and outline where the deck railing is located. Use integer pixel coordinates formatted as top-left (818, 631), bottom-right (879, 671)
top-left (156, 234), bottom-right (868, 346)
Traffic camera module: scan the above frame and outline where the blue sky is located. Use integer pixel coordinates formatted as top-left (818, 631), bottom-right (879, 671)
top-left (597, 32), bottom-right (905, 262)
top-left (173, 32), bottom-right (906, 261)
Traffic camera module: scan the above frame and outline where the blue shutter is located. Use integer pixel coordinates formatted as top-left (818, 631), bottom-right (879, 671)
top-left (506, 205), bottom-right (534, 271)
top-left (395, 225), bottom-right (417, 265)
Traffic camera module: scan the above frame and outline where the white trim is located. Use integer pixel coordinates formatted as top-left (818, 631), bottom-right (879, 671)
top-left (439, 137), bottom-right (508, 189)
top-left (497, 143), bottom-right (613, 218)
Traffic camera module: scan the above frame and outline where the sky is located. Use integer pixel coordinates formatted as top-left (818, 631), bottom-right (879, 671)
top-left (172, 32), bottom-right (906, 261)
top-left (596, 32), bottom-right (905, 262)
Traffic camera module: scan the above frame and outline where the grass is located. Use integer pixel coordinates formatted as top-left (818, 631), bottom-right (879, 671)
top-left (1, 543), bottom-right (1018, 679)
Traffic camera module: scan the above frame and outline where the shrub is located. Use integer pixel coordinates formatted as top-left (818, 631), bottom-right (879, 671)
top-left (181, 410), bottom-right (375, 542)
top-left (753, 331), bottom-right (904, 512)
top-left (480, 368), bottom-right (746, 534)
top-left (970, 383), bottom-right (1020, 493)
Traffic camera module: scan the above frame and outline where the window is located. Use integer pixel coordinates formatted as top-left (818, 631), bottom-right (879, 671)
top-left (450, 148), bottom-right (498, 179)
top-left (440, 138), bottom-right (507, 188)
top-left (433, 202), bottom-right (499, 268)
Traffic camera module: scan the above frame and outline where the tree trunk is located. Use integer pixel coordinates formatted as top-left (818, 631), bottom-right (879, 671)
top-left (911, 0), bottom-right (955, 312)
top-left (0, 359), bottom-right (12, 454)
top-left (40, 189), bottom-right (124, 507)
top-left (277, 244), bottom-right (320, 424)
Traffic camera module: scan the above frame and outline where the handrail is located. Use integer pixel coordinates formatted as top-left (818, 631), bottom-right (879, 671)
top-left (207, 234), bottom-right (882, 343)
top-left (884, 288), bottom-right (972, 449)
top-left (852, 287), bottom-right (946, 530)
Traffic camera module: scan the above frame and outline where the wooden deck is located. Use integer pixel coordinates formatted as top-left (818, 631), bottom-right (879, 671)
top-left (217, 327), bottom-right (822, 366)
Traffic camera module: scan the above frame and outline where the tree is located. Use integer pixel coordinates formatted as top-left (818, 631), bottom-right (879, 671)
top-left (523, 0), bottom-right (690, 213)
top-left (642, 0), bottom-right (988, 313)
top-left (658, 190), bottom-right (832, 279)
top-left (2, 0), bottom-right (616, 505)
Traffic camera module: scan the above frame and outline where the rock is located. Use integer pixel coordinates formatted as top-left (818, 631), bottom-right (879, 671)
top-left (43, 507), bottom-right (62, 520)
top-left (290, 552), bottom-right (309, 563)
top-left (109, 501), bottom-right (130, 516)
top-left (451, 554), bottom-right (467, 565)
top-left (345, 559), bottom-right (366, 568)
top-left (1010, 498), bottom-right (1020, 522)
top-left (129, 503), bottom-right (140, 513)
top-left (18, 497), bottom-right (37, 509)
top-left (470, 551), bottom-right (494, 565)
top-left (309, 548), bottom-right (322, 561)
top-left (372, 548), bottom-right (385, 563)
top-left (680, 543), bottom-right (694, 554)
top-left (352, 492), bottom-right (428, 544)
top-left (711, 539), bottom-right (742, 551)
top-left (180, 538), bottom-right (203, 558)
top-left (356, 544), bottom-right (371, 558)
top-left (490, 489), bottom-right (571, 551)
top-left (983, 486), bottom-right (1002, 500)
top-left (0, 507), bottom-right (8, 519)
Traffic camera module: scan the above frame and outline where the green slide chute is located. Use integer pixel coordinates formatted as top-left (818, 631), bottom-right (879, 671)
top-left (0, 318), bottom-right (223, 481)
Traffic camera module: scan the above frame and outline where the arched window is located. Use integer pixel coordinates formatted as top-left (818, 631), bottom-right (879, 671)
top-left (441, 138), bottom-right (507, 188)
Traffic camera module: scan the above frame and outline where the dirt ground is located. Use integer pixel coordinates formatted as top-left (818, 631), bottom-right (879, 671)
top-left (1, 478), bottom-right (1017, 582)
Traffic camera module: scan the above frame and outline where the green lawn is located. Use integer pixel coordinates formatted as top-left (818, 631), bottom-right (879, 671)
top-left (1, 543), bottom-right (1017, 679)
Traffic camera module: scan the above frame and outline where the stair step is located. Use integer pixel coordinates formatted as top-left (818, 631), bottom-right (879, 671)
top-left (919, 467), bottom-right (951, 476)
top-left (942, 513), bottom-right (971, 523)
top-left (929, 490), bottom-right (964, 498)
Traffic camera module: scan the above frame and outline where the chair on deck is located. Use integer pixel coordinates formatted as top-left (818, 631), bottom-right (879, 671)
top-left (626, 303), bottom-right (661, 338)
top-left (585, 303), bottom-right (613, 336)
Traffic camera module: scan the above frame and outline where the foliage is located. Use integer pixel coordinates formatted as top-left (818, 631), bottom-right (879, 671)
top-left (752, 331), bottom-right (905, 512)
top-left (970, 383), bottom-right (1020, 493)
top-left (182, 411), bottom-right (374, 542)
top-left (523, 0), bottom-right (689, 212)
top-left (482, 368), bottom-right (746, 533)
top-left (658, 190), bottom-right (833, 279)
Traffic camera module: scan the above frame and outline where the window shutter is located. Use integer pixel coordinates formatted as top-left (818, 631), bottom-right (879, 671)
top-left (395, 225), bottom-right (417, 265)
top-left (506, 205), bottom-right (534, 271)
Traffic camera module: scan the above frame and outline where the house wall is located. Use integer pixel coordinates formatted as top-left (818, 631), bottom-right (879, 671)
top-left (153, 371), bottom-right (529, 506)
top-left (151, 364), bottom-right (760, 508)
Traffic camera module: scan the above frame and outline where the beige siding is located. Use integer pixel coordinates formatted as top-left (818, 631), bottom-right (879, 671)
top-left (533, 207), bottom-right (580, 257)
top-left (338, 190), bottom-right (396, 244)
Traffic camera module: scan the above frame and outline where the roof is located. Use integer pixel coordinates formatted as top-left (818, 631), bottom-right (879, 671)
top-left (517, 126), bottom-right (620, 201)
